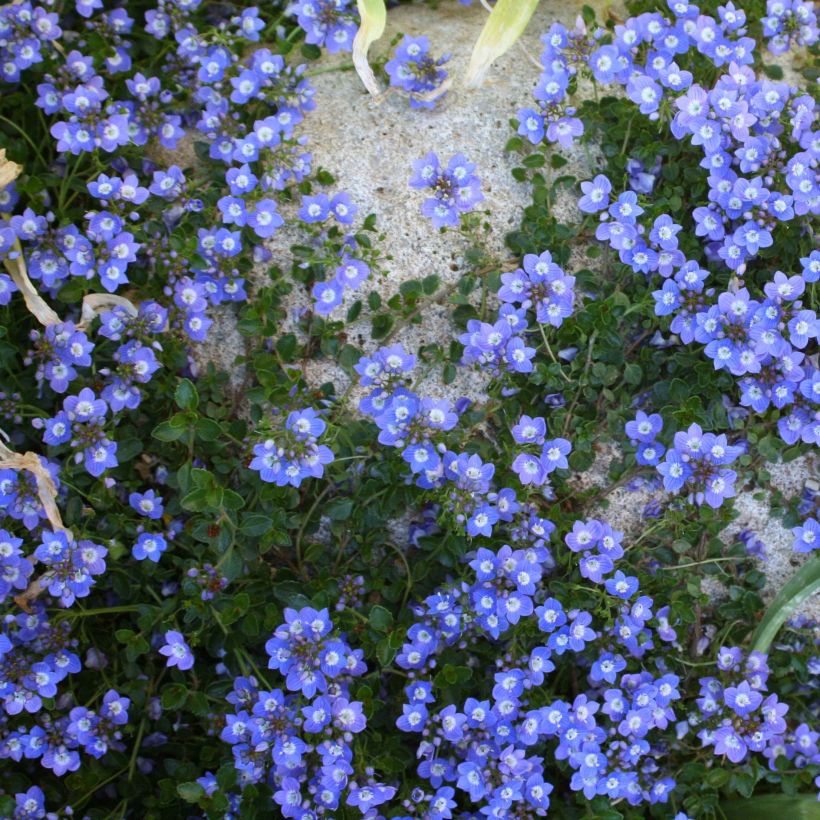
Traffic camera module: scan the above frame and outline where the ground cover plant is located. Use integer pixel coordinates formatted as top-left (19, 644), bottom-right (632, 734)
top-left (0, 0), bottom-right (817, 818)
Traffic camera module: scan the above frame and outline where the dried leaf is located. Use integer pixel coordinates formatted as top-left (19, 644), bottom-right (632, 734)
top-left (0, 148), bottom-right (21, 191)
top-left (0, 442), bottom-right (68, 534)
top-left (2, 237), bottom-right (60, 325)
top-left (0, 441), bottom-right (70, 611)
top-left (353, 0), bottom-right (387, 96)
top-left (78, 293), bottom-right (139, 330)
top-left (464, 0), bottom-right (540, 89)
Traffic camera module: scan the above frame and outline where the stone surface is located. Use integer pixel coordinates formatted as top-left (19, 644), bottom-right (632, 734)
top-left (255, 0), bottom-right (613, 408)
top-left (721, 456), bottom-right (819, 622)
top-left (576, 446), bottom-right (819, 620)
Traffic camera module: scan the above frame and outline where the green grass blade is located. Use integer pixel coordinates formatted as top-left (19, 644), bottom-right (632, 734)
top-left (721, 794), bottom-right (820, 820)
top-left (751, 554), bottom-right (820, 654)
top-left (464, 0), bottom-right (540, 88)
top-left (353, 0), bottom-right (387, 96)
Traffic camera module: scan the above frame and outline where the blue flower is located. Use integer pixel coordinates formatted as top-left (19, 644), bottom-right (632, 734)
top-left (159, 630), bottom-right (194, 671)
top-left (129, 489), bottom-right (164, 519)
top-left (410, 152), bottom-right (483, 229)
top-left (578, 174), bottom-right (612, 213)
top-left (132, 532), bottom-right (167, 562)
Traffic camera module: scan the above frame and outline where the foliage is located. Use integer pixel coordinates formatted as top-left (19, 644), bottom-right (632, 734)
top-left (0, 0), bottom-right (817, 818)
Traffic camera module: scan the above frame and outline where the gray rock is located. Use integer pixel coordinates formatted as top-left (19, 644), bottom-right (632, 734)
top-left (258, 0), bottom-right (612, 408)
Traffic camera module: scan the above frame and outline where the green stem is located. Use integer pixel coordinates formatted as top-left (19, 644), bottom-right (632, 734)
top-left (660, 556), bottom-right (746, 571)
top-left (385, 541), bottom-right (413, 608)
top-left (538, 323), bottom-right (571, 382)
top-left (295, 483), bottom-right (334, 576)
top-left (620, 113), bottom-right (636, 156)
top-left (306, 63), bottom-right (356, 77)
top-left (0, 114), bottom-right (48, 167)
top-left (60, 604), bottom-right (142, 618)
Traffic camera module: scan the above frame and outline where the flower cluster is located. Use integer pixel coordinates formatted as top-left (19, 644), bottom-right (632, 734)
top-left (249, 407), bottom-right (334, 488)
top-left (683, 646), bottom-right (818, 772)
top-left (292, 0), bottom-right (358, 53)
top-left (657, 422), bottom-right (743, 508)
top-left (221, 607), bottom-right (396, 815)
top-left (30, 529), bottom-right (107, 608)
top-left (0, 457), bottom-right (60, 532)
top-left (409, 152), bottom-right (484, 229)
top-left (185, 563), bottom-right (229, 599)
top-left (561, 4), bottom-right (820, 447)
top-left (624, 410), bottom-right (666, 467)
top-left (355, 349), bottom-right (566, 544)
top-left (393, 520), bottom-right (689, 814)
top-left (40, 387), bottom-right (119, 478)
top-left (385, 35), bottom-right (450, 108)
top-left (499, 250), bottom-right (577, 328)
top-left (300, 191), bottom-right (378, 316)
top-left (459, 307), bottom-right (535, 375)
top-left (0, 604), bottom-right (128, 778)
top-left (511, 415), bottom-right (573, 488)
top-left (355, 343), bottom-right (417, 417)
top-left (0, 0), bottom-right (817, 815)
top-left (762, 0), bottom-right (818, 53)
top-left (517, 17), bottom-right (599, 148)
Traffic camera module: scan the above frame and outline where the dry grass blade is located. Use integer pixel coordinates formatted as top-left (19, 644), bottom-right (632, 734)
top-left (353, 0), bottom-right (387, 96)
top-left (3, 237), bottom-right (61, 325)
top-left (0, 147), bottom-right (21, 191)
top-left (464, 0), bottom-right (540, 88)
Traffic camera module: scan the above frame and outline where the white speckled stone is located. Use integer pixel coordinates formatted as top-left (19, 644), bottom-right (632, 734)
top-left (253, 0), bottom-right (614, 407)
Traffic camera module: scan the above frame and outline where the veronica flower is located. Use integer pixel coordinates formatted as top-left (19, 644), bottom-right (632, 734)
top-left (792, 517), bottom-right (818, 552)
top-left (129, 489), bottom-right (164, 519)
top-left (159, 630), bottom-right (194, 671)
top-left (409, 152), bottom-right (484, 228)
top-left (578, 175), bottom-right (612, 213)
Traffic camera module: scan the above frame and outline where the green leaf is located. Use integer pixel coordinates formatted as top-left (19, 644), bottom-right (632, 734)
top-left (180, 488), bottom-right (211, 512)
top-left (161, 683), bottom-right (188, 710)
top-left (705, 768), bottom-right (729, 787)
top-left (368, 604), bottom-right (394, 632)
top-left (376, 638), bottom-right (396, 666)
top-left (346, 301), bottom-right (362, 323)
top-left (326, 498), bottom-right (353, 521)
top-left (195, 418), bottom-right (222, 442)
top-left (623, 363), bottom-right (642, 385)
top-left (222, 489), bottom-right (245, 511)
top-left (422, 274), bottom-right (440, 295)
top-left (581, 4), bottom-right (596, 26)
top-left (175, 378), bottom-right (199, 411)
top-left (152, 421), bottom-right (186, 442)
top-left (240, 514), bottom-right (273, 536)
top-left (300, 43), bottom-right (321, 60)
top-left (371, 313), bottom-right (394, 339)
top-left (177, 782), bottom-right (205, 803)
top-left (757, 434), bottom-right (782, 462)
top-left (751, 555), bottom-right (820, 654)
top-left (721, 795), bottom-right (819, 820)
